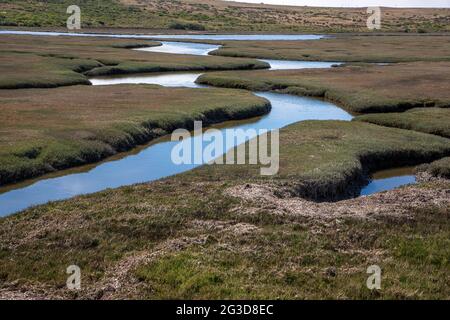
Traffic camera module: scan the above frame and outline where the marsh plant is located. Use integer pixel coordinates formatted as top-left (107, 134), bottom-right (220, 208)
top-left (171, 121), bottom-right (279, 176)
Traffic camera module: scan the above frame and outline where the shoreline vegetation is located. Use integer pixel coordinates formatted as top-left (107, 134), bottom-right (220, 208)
top-left (0, 85), bottom-right (270, 186)
top-left (1, 0), bottom-right (449, 33)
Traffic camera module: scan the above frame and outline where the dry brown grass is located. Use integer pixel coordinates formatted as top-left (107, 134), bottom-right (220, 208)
top-left (123, 0), bottom-right (450, 32)
top-left (2, 0), bottom-right (449, 32)
top-left (0, 174), bottom-right (448, 299)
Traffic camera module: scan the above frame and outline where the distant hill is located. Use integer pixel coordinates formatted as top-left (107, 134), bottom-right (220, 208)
top-left (1, 0), bottom-right (449, 32)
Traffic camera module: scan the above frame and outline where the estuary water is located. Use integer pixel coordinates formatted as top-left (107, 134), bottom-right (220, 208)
top-left (0, 30), bottom-right (324, 41)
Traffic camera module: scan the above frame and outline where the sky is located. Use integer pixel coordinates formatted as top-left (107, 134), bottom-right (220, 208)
top-left (224, 0), bottom-right (450, 8)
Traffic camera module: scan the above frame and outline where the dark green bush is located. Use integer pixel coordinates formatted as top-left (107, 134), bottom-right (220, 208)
top-left (169, 21), bottom-right (206, 31)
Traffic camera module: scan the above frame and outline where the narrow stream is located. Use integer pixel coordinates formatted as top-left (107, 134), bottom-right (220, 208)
top-left (136, 41), bottom-right (219, 56)
top-left (90, 72), bottom-right (206, 87)
top-left (0, 35), bottom-right (418, 216)
top-left (0, 91), bottom-right (352, 216)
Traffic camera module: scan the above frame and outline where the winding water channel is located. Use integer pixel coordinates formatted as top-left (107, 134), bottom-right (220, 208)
top-left (0, 33), bottom-right (416, 216)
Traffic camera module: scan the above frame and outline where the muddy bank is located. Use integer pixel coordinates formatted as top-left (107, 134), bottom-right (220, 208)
top-left (186, 120), bottom-right (450, 202)
top-left (226, 179), bottom-right (450, 220)
top-left (276, 150), bottom-right (450, 202)
top-left (417, 157), bottom-right (450, 179)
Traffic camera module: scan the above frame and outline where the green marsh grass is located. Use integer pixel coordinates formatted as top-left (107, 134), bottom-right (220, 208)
top-left (356, 108), bottom-right (450, 139)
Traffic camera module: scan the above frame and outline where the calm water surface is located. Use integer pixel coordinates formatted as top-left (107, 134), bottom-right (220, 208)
top-left (136, 41), bottom-right (220, 56)
top-left (262, 60), bottom-right (339, 70)
top-left (0, 30), bottom-right (325, 41)
top-left (90, 72), bottom-right (206, 87)
top-left (360, 167), bottom-right (417, 196)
